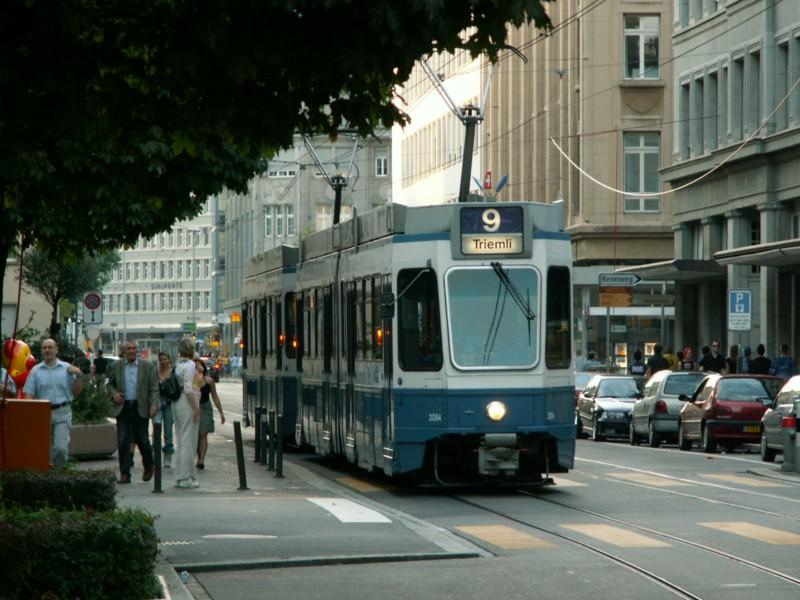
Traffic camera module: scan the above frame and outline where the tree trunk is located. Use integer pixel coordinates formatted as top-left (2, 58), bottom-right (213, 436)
top-left (0, 237), bottom-right (8, 329)
top-left (49, 296), bottom-right (61, 339)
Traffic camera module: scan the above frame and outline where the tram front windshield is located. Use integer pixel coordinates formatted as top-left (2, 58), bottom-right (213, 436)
top-left (446, 266), bottom-right (539, 369)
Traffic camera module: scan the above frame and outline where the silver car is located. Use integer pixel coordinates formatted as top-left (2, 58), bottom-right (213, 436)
top-left (760, 375), bottom-right (800, 462)
top-left (630, 370), bottom-right (704, 447)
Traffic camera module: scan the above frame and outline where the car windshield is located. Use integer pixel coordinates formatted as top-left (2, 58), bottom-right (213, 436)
top-left (663, 374), bottom-right (705, 397)
top-left (717, 378), bottom-right (778, 402)
top-left (575, 372), bottom-right (593, 390)
top-left (597, 378), bottom-right (639, 398)
top-left (446, 266), bottom-right (539, 369)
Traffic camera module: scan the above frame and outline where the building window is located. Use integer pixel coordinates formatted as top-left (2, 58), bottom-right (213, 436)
top-left (264, 207), bottom-right (273, 237)
top-left (176, 228), bottom-right (183, 247)
top-left (125, 262), bottom-right (130, 281)
top-left (160, 293), bottom-right (166, 311)
top-left (202, 227), bottom-right (210, 246)
top-left (267, 168), bottom-right (297, 178)
top-left (623, 132), bottom-right (661, 212)
top-left (204, 292), bottom-right (210, 309)
top-left (316, 205), bottom-right (332, 231)
top-left (168, 261), bottom-right (174, 279)
top-left (133, 262), bottom-right (140, 280)
top-left (731, 56), bottom-right (744, 141)
top-left (286, 205), bottom-right (295, 236)
top-left (276, 206), bottom-right (284, 236)
top-left (204, 259), bottom-right (210, 278)
top-left (177, 261), bottom-right (183, 279)
top-left (624, 15), bottom-right (660, 80)
top-left (178, 293), bottom-right (184, 311)
top-left (375, 155), bottom-right (389, 177)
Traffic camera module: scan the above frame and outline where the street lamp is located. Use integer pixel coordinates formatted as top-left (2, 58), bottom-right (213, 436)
top-left (188, 227), bottom-right (201, 332)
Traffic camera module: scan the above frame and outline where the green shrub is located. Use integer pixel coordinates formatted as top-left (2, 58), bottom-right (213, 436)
top-left (0, 468), bottom-right (117, 512)
top-left (0, 507), bottom-right (161, 600)
top-left (72, 376), bottom-right (112, 424)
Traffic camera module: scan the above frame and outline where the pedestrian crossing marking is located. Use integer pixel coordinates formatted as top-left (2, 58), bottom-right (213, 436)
top-left (551, 476), bottom-right (588, 487)
top-left (608, 472), bottom-right (690, 487)
top-left (699, 522), bottom-right (800, 545)
top-left (455, 525), bottom-right (554, 550)
top-left (336, 477), bottom-right (384, 493)
top-left (560, 524), bottom-right (671, 548)
top-left (699, 474), bottom-right (787, 488)
top-left (307, 497), bottom-right (391, 523)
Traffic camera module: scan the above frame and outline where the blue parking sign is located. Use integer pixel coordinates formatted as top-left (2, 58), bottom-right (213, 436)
top-left (728, 289), bottom-right (751, 331)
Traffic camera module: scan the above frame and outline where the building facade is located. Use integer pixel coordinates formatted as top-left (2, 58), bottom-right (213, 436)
top-left (393, 1), bottom-right (676, 366)
top-left (2, 258), bottom-right (51, 339)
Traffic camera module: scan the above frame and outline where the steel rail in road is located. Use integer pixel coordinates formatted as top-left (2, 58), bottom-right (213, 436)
top-left (449, 495), bottom-right (703, 600)
top-left (517, 490), bottom-right (800, 590)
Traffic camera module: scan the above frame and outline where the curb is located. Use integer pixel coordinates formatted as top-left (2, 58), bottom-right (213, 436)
top-left (156, 557), bottom-right (194, 600)
top-left (746, 467), bottom-right (800, 485)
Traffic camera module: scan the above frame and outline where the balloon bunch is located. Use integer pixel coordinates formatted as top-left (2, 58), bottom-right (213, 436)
top-left (2, 339), bottom-right (36, 398)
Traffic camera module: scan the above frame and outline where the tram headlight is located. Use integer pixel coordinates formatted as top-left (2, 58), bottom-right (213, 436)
top-left (486, 401), bottom-right (507, 422)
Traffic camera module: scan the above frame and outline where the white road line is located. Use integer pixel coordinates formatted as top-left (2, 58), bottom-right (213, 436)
top-left (308, 497), bottom-right (392, 523)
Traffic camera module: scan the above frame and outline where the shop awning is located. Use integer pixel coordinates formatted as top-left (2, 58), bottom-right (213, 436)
top-left (615, 259), bottom-right (726, 282)
top-left (714, 238), bottom-right (800, 269)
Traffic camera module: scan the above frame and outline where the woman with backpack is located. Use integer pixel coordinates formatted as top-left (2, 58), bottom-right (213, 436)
top-left (156, 352), bottom-right (181, 468)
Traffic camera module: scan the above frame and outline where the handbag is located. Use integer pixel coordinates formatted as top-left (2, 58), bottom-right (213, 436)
top-left (160, 370), bottom-right (183, 401)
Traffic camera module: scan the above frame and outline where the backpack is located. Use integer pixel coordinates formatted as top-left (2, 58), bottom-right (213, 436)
top-left (160, 370), bottom-right (182, 401)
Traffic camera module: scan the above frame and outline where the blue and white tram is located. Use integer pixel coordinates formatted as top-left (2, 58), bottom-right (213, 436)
top-left (241, 200), bottom-right (574, 483)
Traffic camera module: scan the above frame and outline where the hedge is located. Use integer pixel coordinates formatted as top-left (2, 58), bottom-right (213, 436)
top-left (0, 507), bottom-right (161, 600)
top-left (0, 468), bottom-right (117, 512)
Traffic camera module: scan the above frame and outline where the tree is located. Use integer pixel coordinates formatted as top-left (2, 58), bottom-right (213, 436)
top-left (20, 249), bottom-right (120, 338)
top-left (1, 1), bottom-right (553, 307)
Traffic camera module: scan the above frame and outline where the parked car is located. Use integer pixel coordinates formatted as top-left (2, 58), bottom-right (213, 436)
top-left (574, 372), bottom-right (594, 436)
top-left (760, 375), bottom-right (800, 462)
top-left (678, 374), bottom-right (783, 453)
top-left (630, 370), bottom-right (705, 447)
top-left (577, 375), bottom-right (641, 441)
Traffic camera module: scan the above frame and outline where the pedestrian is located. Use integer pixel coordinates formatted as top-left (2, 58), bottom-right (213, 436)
top-left (769, 343), bottom-right (797, 381)
top-left (156, 352), bottom-right (179, 469)
top-left (678, 346), bottom-right (697, 371)
top-left (699, 340), bottom-right (726, 373)
top-left (750, 343), bottom-right (771, 374)
top-left (93, 349), bottom-right (108, 383)
top-left (0, 364), bottom-right (17, 398)
top-left (194, 358), bottom-right (225, 470)
top-left (645, 344), bottom-right (670, 379)
top-left (584, 350), bottom-right (603, 370)
top-left (22, 338), bottom-right (83, 468)
top-left (231, 354), bottom-right (241, 377)
top-left (628, 349), bottom-right (646, 377)
top-left (663, 348), bottom-right (679, 371)
top-left (173, 336), bottom-right (202, 489)
top-left (725, 344), bottom-right (739, 375)
top-left (107, 340), bottom-right (159, 484)
top-left (740, 346), bottom-right (752, 374)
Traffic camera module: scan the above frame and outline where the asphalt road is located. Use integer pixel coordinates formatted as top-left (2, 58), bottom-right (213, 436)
top-left (198, 380), bottom-right (800, 600)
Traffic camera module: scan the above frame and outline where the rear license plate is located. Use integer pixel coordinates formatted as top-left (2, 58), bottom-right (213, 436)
top-left (743, 425), bottom-right (759, 433)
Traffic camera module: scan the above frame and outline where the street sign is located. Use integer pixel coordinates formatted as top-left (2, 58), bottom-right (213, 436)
top-left (598, 272), bottom-right (642, 287)
top-left (181, 322), bottom-right (197, 333)
top-left (599, 286), bottom-right (632, 307)
top-left (82, 291), bottom-right (103, 324)
top-left (728, 289), bottom-right (752, 331)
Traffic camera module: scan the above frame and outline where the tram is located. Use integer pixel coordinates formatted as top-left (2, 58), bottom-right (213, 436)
top-left (241, 200), bottom-right (574, 484)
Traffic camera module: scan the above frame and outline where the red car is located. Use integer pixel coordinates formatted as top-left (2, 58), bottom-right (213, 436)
top-left (677, 374), bottom-right (783, 453)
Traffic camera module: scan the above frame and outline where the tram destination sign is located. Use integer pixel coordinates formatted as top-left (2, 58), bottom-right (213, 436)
top-left (460, 206), bottom-right (523, 255)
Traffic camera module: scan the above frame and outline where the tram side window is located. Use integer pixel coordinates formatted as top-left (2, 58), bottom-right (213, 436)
top-left (241, 305), bottom-right (248, 369)
top-left (274, 297), bottom-right (282, 369)
top-left (397, 268), bottom-right (443, 372)
top-left (285, 292), bottom-right (297, 359)
top-left (371, 277), bottom-right (383, 360)
top-left (545, 266), bottom-right (572, 369)
top-left (266, 298), bottom-right (273, 357)
top-left (303, 293), bottom-right (313, 358)
top-left (323, 285), bottom-right (333, 373)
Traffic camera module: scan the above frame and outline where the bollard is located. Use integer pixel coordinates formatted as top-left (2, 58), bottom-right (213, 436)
top-left (253, 407), bottom-right (263, 463)
top-left (233, 421), bottom-right (248, 490)
top-left (268, 410), bottom-right (276, 471)
top-left (152, 421), bottom-right (163, 494)
top-left (275, 413), bottom-right (284, 478)
top-left (259, 412), bottom-right (269, 465)
top-left (781, 415), bottom-right (797, 473)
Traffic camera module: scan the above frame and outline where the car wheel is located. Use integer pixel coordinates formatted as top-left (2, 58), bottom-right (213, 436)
top-left (701, 424), bottom-right (717, 453)
top-left (760, 433), bottom-right (777, 463)
top-left (629, 422), bottom-right (640, 446)
top-left (591, 418), bottom-right (605, 442)
top-left (647, 420), bottom-right (662, 448)
top-left (576, 415), bottom-right (585, 439)
top-left (678, 422), bottom-right (692, 451)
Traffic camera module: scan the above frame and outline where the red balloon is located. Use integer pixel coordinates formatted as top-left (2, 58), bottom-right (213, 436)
top-left (25, 355), bottom-right (37, 370)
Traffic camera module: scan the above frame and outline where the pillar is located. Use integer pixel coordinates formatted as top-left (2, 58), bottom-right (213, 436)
top-left (759, 201), bottom-right (792, 355)
top-left (725, 210), bottom-right (752, 350)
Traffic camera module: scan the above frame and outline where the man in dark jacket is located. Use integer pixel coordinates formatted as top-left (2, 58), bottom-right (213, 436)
top-left (645, 344), bottom-right (670, 379)
top-left (750, 344), bottom-right (771, 375)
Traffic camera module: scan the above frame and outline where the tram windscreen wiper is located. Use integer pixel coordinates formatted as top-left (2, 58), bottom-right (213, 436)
top-left (490, 261), bottom-right (536, 331)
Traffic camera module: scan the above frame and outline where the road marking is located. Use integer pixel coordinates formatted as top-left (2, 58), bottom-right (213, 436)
top-left (551, 476), bottom-right (588, 487)
top-left (455, 525), bottom-right (554, 549)
top-left (560, 524), bottom-right (671, 548)
top-left (608, 472), bottom-right (690, 487)
top-left (699, 522), bottom-right (800, 545)
top-left (336, 477), bottom-right (385, 493)
top-left (202, 534), bottom-right (277, 540)
top-left (307, 497), bottom-right (391, 523)
top-left (700, 474), bottom-right (786, 488)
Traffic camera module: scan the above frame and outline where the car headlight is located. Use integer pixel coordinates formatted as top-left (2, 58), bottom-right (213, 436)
top-left (486, 401), bottom-right (507, 422)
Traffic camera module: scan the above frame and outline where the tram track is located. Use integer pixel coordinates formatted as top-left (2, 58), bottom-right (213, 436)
top-left (447, 489), bottom-right (800, 600)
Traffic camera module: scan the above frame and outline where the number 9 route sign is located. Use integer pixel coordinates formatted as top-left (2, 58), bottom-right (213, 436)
top-left (82, 291), bottom-right (104, 324)
top-left (460, 206), bottom-right (523, 255)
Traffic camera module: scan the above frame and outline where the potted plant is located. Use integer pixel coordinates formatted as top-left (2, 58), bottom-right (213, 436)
top-left (69, 376), bottom-right (117, 459)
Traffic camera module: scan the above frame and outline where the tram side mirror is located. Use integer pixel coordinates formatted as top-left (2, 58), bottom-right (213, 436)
top-left (381, 293), bottom-right (395, 319)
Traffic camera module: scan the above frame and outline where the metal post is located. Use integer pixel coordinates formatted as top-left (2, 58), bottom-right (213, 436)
top-left (191, 229), bottom-right (197, 329)
top-left (606, 306), bottom-right (611, 366)
top-left (259, 411), bottom-right (268, 466)
top-left (122, 252), bottom-right (127, 346)
top-left (268, 409), bottom-right (276, 471)
top-left (275, 413), bottom-right (284, 478)
top-left (458, 109), bottom-right (480, 203)
top-left (233, 421), bottom-right (248, 490)
top-left (152, 421), bottom-right (163, 494)
top-left (253, 407), bottom-right (262, 463)
top-left (332, 177), bottom-right (346, 225)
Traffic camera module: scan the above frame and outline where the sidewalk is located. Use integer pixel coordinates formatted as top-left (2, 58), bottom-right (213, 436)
top-left (76, 423), bottom-right (481, 600)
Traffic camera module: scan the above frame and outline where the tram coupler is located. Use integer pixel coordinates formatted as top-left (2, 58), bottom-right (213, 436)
top-left (478, 433), bottom-right (520, 476)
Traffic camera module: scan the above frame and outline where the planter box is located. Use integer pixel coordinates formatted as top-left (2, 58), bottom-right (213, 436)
top-left (69, 418), bottom-right (117, 459)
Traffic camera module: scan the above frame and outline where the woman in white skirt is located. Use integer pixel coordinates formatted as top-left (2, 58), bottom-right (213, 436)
top-left (173, 337), bottom-right (202, 489)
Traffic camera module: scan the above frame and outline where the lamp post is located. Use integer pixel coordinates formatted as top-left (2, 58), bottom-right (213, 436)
top-left (188, 227), bottom-right (201, 333)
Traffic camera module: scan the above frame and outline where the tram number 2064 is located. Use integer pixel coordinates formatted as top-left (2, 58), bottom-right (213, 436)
top-left (428, 413), bottom-right (443, 423)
